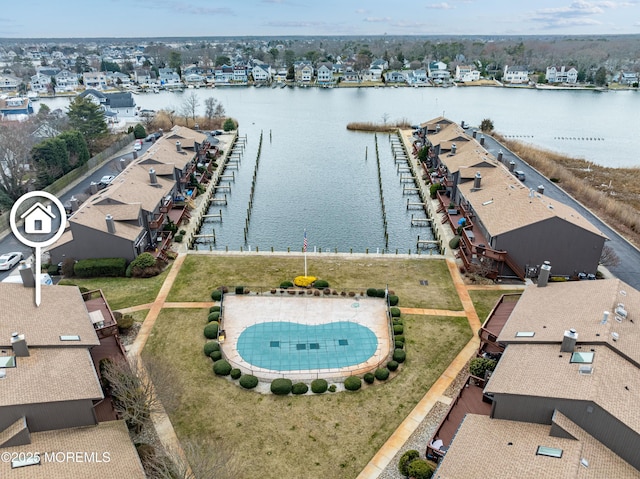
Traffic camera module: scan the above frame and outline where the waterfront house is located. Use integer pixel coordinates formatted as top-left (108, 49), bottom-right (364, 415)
top-left (184, 72), bottom-right (205, 87)
top-left (29, 73), bottom-right (51, 93)
top-left (428, 61), bottom-right (450, 83)
top-left (619, 71), bottom-right (639, 85)
top-left (158, 67), bottom-right (182, 87)
top-left (384, 71), bottom-right (407, 84)
top-left (133, 68), bottom-right (155, 86)
top-left (54, 69), bottom-right (80, 91)
top-left (83, 71), bottom-right (108, 90)
top-left (0, 97), bottom-right (34, 121)
top-left (545, 66), bottom-right (578, 84)
top-left (503, 65), bottom-right (530, 84)
top-left (434, 279), bottom-right (640, 476)
top-left (252, 63), bottom-right (272, 83)
top-left (316, 63), bottom-right (334, 85)
top-left (78, 89), bottom-right (136, 121)
top-left (0, 74), bottom-right (21, 92)
top-left (233, 64), bottom-right (248, 84)
top-left (214, 64), bottom-right (234, 84)
top-left (295, 63), bottom-right (314, 83)
top-left (342, 68), bottom-right (360, 83)
top-left (455, 65), bottom-right (480, 82)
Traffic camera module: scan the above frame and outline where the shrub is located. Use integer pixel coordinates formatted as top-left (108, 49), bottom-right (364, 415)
top-left (204, 322), bottom-right (219, 339)
top-left (366, 288), bottom-right (378, 297)
top-left (239, 374), bottom-right (259, 389)
top-left (395, 340), bottom-right (404, 349)
top-left (117, 314), bottom-right (134, 331)
top-left (393, 324), bottom-right (404, 335)
top-left (292, 382), bottom-right (309, 395)
top-left (313, 279), bottom-right (329, 288)
top-left (211, 290), bottom-right (222, 301)
top-left (393, 318), bottom-right (404, 326)
top-left (328, 384), bottom-right (337, 392)
top-left (375, 368), bottom-right (390, 381)
top-left (388, 295), bottom-right (399, 306)
top-left (393, 349), bottom-right (407, 363)
top-left (395, 335), bottom-right (405, 344)
top-left (429, 182), bottom-right (444, 199)
top-left (311, 379), bottom-right (328, 394)
top-left (390, 307), bottom-right (401, 317)
top-left (376, 289), bottom-right (386, 298)
top-left (364, 372), bottom-right (375, 384)
top-left (212, 359), bottom-right (232, 376)
top-left (223, 118), bottom-right (236, 131)
top-left (209, 306), bottom-right (221, 313)
top-left (133, 123), bottom-right (146, 139)
top-left (387, 360), bottom-right (399, 371)
top-left (449, 236), bottom-right (461, 249)
top-left (271, 378), bottom-right (293, 395)
top-left (344, 376), bottom-right (362, 391)
top-left (125, 252), bottom-right (160, 278)
top-left (293, 276), bottom-right (316, 287)
top-left (469, 358), bottom-right (497, 378)
top-left (207, 311), bottom-right (220, 323)
top-left (47, 263), bottom-right (59, 275)
top-left (407, 459), bottom-right (434, 479)
top-left (203, 341), bottom-right (220, 356)
top-left (179, 229), bottom-right (186, 235)
top-left (209, 350), bottom-right (222, 361)
top-left (74, 257), bottom-right (127, 278)
top-left (235, 285), bottom-right (245, 295)
top-left (398, 450), bottom-right (420, 477)
top-left (230, 368), bottom-right (242, 380)
top-left (174, 234), bottom-right (183, 243)
top-left (280, 280), bottom-right (294, 289)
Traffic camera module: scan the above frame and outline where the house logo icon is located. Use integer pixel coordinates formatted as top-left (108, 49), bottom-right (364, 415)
top-left (20, 202), bottom-right (56, 234)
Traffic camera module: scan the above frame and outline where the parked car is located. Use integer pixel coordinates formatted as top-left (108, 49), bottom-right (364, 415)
top-left (144, 134), bottom-right (155, 142)
top-left (211, 130), bottom-right (223, 136)
top-left (134, 139), bottom-right (143, 151)
top-left (0, 252), bottom-right (23, 271)
top-left (99, 175), bottom-right (116, 186)
top-left (514, 170), bottom-right (526, 181)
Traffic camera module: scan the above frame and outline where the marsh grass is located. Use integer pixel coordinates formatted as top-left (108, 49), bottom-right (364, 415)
top-left (495, 135), bottom-right (640, 246)
top-left (143, 309), bottom-right (472, 479)
top-left (346, 120), bottom-right (412, 132)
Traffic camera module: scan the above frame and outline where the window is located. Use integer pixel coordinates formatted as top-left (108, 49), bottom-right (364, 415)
top-left (536, 446), bottom-right (563, 458)
top-left (570, 352), bottom-right (594, 364)
top-left (515, 331), bottom-right (535, 338)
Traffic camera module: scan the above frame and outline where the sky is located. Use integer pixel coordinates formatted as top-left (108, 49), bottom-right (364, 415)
top-left (0, 0), bottom-right (639, 38)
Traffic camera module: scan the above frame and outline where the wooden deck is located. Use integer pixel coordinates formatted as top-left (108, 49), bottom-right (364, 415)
top-left (479, 294), bottom-right (521, 356)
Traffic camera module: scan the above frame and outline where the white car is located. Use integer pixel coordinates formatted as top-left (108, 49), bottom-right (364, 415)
top-left (134, 140), bottom-right (143, 151)
top-left (0, 252), bottom-right (23, 271)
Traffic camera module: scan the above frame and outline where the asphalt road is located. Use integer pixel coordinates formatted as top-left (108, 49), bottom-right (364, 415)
top-left (480, 131), bottom-right (640, 289)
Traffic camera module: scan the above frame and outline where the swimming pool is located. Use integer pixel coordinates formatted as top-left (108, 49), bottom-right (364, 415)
top-left (237, 321), bottom-right (378, 371)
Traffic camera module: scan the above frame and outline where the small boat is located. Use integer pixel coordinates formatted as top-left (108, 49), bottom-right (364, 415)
top-left (153, 87), bottom-right (160, 94)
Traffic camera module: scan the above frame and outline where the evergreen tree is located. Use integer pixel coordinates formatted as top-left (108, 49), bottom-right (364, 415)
top-left (67, 96), bottom-right (108, 153)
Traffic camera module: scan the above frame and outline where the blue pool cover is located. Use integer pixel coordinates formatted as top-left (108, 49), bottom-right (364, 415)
top-left (237, 321), bottom-right (378, 371)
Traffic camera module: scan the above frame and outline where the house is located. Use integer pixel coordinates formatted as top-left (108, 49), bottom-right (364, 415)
top-left (78, 89), bottom-right (137, 121)
top-left (20, 202), bottom-right (56, 234)
top-left (54, 69), bottom-right (80, 91)
top-left (503, 65), bottom-right (530, 84)
top-left (133, 68), bottom-right (155, 86)
top-left (184, 72), bottom-right (205, 86)
top-left (368, 59), bottom-right (388, 82)
top-left (273, 68), bottom-right (288, 83)
top-left (428, 61), bottom-right (450, 82)
top-left (619, 71), bottom-right (639, 85)
top-left (342, 69), bottom-right (360, 83)
top-left (316, 63), bottom-right (333, 84)
top-left (233, 65), bottom-right (248, 84)
top-left (455, 65), bottom-right (480, 82)
top-left (158, 67), bottom-right (182, 87)
top-left (295, 63), bottom-right (313, 83)
top-left (252, 63), bottom-right (272, 83)
top-left (29, 73), bottom-right (51, 93)
top-left (214, 64), bottom-right (234, 84)
top-left (0, 97), bottom-right (34, 121)
top-left (546, 66), bottom-right (578, 84)
top-left (384, 71), bottom-right (407, 84)
top-left (434, 279), bottom-right (640, 476)
top-left (107, 71), bottom-right (132, 87)
top-left (0, 74), bottom-right (21, 91)
top-left (82, 71), bottom-right (108, 90)
top-left (0, 282), bottom-right (146, 478)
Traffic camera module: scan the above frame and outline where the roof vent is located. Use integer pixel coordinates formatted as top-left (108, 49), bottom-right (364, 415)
top-left (578, 365), bottom-right (593, 375)
top-left (601, 311), bottom-right (609, 324)
top-left (473, 171), bottom-right (482, 189)
top-left (0, 369), bottom-right (5, 379)
top-left (105, 214), bottom-right (116, 234)
top-left (538, 261), bottom-right (552, 287)
top-left (615, 304), bottom-right (627, 319)
top-left (612, 332), bottom-right (619, 341)
top-left (561, 328), bottom-right (578, 352)
top-left (451, 143), bottom-right (457, 154)
top-left (149, 168), bottom-right (157, 185)
top-left (176, 141), bottom-right (182, 151)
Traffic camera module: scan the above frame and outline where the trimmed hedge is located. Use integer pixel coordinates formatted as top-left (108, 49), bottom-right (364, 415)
top-left (393, 318), bottom-right (404, 326)
top-left (74, 257), bottom-right (127, 278)
top-left (116, 314), bottom-right (134, 330)
top-left (395, 335), bottom-right (405, 344)
top-left (311, 379), bottom-right (328, 394)
top-left (271, 378), bottom-right (293, 395)
top-left (393, 349), bottom-right (407, 363)
top-left (230, 368), bottom-right (242, 380)
top-left (407, 459), bottom-right (434, 479)
top-left (239, 374), bottom-right (259, 389)
top-left (395, 340), bottom-right (405, 349)
top-left (209, 306), bottom-right (221, 313)
top-left (313, 279), bottom-right (329, 289)
top-left (388, 295), bottom-right (399, 306)
top-left (280, 281), bottom-right (294, 289)
top-left (363, 372), bottom-right (375, 384)
top-left (387, 360), bottom-right (399, 371)
top-left (376, 289), bottom-right (386, 298)
top-left (209, 350), bottom-right (222, 361)
top-left (366, 288), bottom-right (378, 297)
top-left (393, 324), bottom-right (404, 335)
top-left (213, 359), bottom-right (232, 376)
top-left (292, 382), bottom-right (309, 395)
top-left (375, 368), bottom-right (390, 381)
top-left (207, 311), bottom-right (220, 323)
top-left (344, 376), bottom-right (362, 391)
top-left (235, 285), bottom-right (245, 295)
top-left (204, 322), bottom-right (219, 339)
top-left (203, 341), bottom-right (220, 356)
top-left (398, 450), bottom-right (420, 477)
top-left (211, 290), bottom-right (222, 301)
top-left (390, 307), bottom-right (401, 317)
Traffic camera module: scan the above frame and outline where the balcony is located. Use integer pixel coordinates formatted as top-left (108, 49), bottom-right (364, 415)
top-left (159, 197), bottom-right (173, 213)
top-left (82, 289), bottom-right (119, 340)
top-left (148, 212), bottom-right (165, 230)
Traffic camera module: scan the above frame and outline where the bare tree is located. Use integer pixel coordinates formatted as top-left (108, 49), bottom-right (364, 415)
top-left (0, 121), bottom-right (37, 209)
top-left (204, 97), bottom-right (217, 129)
top-left (600, 244), bottom-right (621, 268)
top-left (180, 92), bottom-right (200, 127)
top-left (160, 107), bottom-right (178, 128)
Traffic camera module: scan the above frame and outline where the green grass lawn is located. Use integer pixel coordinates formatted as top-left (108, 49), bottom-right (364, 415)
top-left (468, 290), bottom-right (522, 325)
top-left (167, 255), bottom-right (462, 311)
top-left (58, 264), bottom-right (172, 310)
top-left (143, 308), bottom-right (472, 479)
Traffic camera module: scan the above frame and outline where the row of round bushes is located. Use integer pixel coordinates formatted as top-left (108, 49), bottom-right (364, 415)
top-left (365, 288), bottom-right (399, 306)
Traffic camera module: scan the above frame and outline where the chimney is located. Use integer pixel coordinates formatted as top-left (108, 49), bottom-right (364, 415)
top-left (537, 185), bottom-right (545, 195)
top-left (509, 161), bottom-right (516, 173)
top-left (119, 158), bottom-right (127, 171)
top-left (451, 143), bottom-right (457, 154)
top-left (105, 214), bottom-right (116, 234)
top-left (11, 333), bottom-right (29, 357)
top-left (472, 130), bottom-right (477, 139)
top-left (18, 263), bottom-right (35, 288)
top-left (480, 135), bottom-right (485, 146)
top-left (473, 172), bottom-right (482, 189)
top-left (435, 124), bottom-right (440, 133)
top-left (560, 328), bottom-right (578, 353)
top-left (149, 168), bottom-right (157, 184)
top-left (69, 196), bottom-right (79, 212)
top-left (90, 183), bottom-right (99, 195)
top-left (537, 260), bottom-right (551, 287)
top-left (132, 150), bottom-right (138, 160)
top-left (497, 150), bottom-right (503, 162)
top-left (176, 141), bottom-right (182, 152)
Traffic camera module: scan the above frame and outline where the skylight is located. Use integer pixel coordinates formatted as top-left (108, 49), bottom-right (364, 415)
top-left (515, 331), bottom-right (535, 337)
top-left (570, 352), bottom-right (594, 364)
top-left (59, 335), bottom-right (80, 341)
top-left (11, 455), bottom-right (40, 468)
top-left (537, 446), bottom-right (563, 458)
top-left (0, 356), bottom-right (16, 368)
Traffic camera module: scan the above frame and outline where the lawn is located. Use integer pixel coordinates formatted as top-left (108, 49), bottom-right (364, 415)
top-left (468, 290), bottom-right (523, 324)
top-left (58, 264), bottom-right (172, 310)
top-left (167, 255), bottom-right (462, 311)
top-left (143, 308), bottom-right (472, 479)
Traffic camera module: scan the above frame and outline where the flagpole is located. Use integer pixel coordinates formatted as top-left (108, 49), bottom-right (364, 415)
top-left (303, 229), bottom-right (308, 277)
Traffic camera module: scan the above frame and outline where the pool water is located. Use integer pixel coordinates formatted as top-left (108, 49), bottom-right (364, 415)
top-left (237, 321), bottom-right (378, 371)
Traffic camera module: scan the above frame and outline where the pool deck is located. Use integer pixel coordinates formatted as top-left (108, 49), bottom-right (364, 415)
top-left (220, 295), bottom-right (392, 381)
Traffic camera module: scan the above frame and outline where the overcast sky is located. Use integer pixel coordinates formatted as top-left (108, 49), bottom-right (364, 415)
top-left (1, 0), bottom-right (638, 38)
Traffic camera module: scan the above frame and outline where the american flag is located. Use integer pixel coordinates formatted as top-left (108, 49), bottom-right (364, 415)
top-left (303, 230), bottom-right (308, 252)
